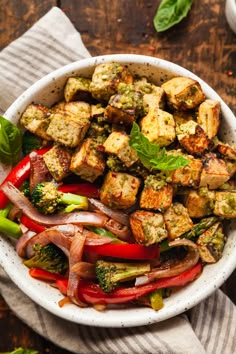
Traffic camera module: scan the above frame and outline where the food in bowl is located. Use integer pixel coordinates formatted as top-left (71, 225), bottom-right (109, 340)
top-left (0, 55), bottom-right (235, 326)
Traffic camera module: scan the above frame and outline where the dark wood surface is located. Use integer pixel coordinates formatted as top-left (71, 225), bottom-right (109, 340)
top-left (0, 0), bottom-right (236, 353)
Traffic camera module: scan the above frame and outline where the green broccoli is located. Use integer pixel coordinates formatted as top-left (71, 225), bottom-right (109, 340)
top-left (23, 243), bottom-right (68, 274)
top-left (20, 179), bottom-right (30, 198)
top-left (31, 181), bottom-right (89, 214)
top-left (95, 260), bottom-right (150, 293)
top-left (22, 130), bottom-right (43, 156)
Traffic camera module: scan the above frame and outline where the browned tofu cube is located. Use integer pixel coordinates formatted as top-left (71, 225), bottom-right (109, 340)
top-left (100, 171), bottom-right (140, 209)
top-left (140, 176), bottom-right (173, 211)
top-left (70, 138), bottom-right (105, 183)
top-left (216, 141), bottom-right (236, 161)
top-left (140, 107), bottom-right (176, 147)
top-left (103, 131), bottom-right (138, 167)
top-left (130, 210), bottom-right (168, 246)
top-left (104, 98), bottom-right (135, 126)
top-left (161, 76), bottom-right (205, 110)
top-left (164, 202), bottom-right (193, 239)
top-left (177, 120), bottom-right (211, 156)
top-left (184, 189), bottom-right (216, 218)
top-left (197, 99), bottom-right (220, 138)
top-left (170, 154), bottom-right (203, 188)
top-left (200, 153), bottom-right (231, 189)
top-left (46, 109), bottom-right (90, 148)
top-left (20, 104), bottom-right (52, 140)
top-left (173, 111), bottom-right (196, 126)
top-left (52, 101), bottom-right (91, 121)
top-left (64, 77), bottom-right (92, 102)
top-left (90, 63), bottom-right (133, 102)
top-left (213, 191), bottom-right (236, 218)
top-left (43, 145), bottom-right (72, 181)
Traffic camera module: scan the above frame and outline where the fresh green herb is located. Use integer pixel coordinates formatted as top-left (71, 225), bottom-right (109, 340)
top-left (0, 116), bottom-right (22, 166)
top-left (1, 347), bottom-right (38, 354)
top-left (153, 0), bottom-right (194, 32)
top-left (129, 122), bottom-right (189, 171)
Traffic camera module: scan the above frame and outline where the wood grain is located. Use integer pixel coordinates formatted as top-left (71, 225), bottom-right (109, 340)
top-left (0, 0), bottom-right (236, 352)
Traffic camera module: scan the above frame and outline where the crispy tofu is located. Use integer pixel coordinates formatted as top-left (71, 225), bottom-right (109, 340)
top-left (64, 77), bottom-right (92, 102)
top-left (140, 184), bottom-right (173, 211)
top-left (91, 104), bottom-right (106, 119)
top-left (197, 222), bottom-right (226, 263)
top-left (213, 191), bottom-right (236, 218)
top-left (176, 120), bottom-right (211, 156)
top-left (46, 103), bottom-right (90, 148)
top-left (103, 131), bottom-right (138, 167)
top-left (20, 104), bottom-right (52, 140)
top-left (173, 110), bottom-right (196, 126)
top-left (70, 138), bottom-right (105, 183)
top-left (200, 153), bottom-right (231, 189)
top-left (184, 188), bottom-right (216, 218)
top-left (216, 141), bottom-right (236, 161)
top-left (140, 107), bottom-right (176, 147)
top-left (170, 154), bottom-right (203, 188)
top-left (90, 63), bottom-right (133, 102)
top-left (135, 79), bottom-right (165, 110)
top-left (197, 99), bottom-right (220, 138)
top-left (43, 145), bottom-right (72, 181)
top-left (164, 202), bottom-right (193, 239)
top-left (130, 210), bottom-right (168, 246)
top-left (52, 101), bottom-right (91, 121)
top-left (161, 76), bottom-right (205, 110)
top-left (100, 171), bottom-right (140, 209)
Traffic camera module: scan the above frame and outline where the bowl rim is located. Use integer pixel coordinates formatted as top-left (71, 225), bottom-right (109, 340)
top-left (1, 53), bottom-right (236, 327)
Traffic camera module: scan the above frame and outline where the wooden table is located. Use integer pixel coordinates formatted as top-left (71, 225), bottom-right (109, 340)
top-left (0, 0), bottom-right (235, 353)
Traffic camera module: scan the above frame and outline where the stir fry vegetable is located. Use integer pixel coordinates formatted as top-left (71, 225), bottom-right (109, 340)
top-left (0, 62), bottom-right (235, 312)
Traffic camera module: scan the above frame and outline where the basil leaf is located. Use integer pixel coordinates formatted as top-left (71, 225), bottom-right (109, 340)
top-left (0, 116), bottom-right (22, 166)
top-left (153, 0), bottom-right (194, 32)
top-left (129, 122), bottom-right (189, 171)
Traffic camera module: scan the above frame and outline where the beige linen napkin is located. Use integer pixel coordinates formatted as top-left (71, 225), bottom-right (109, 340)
top-left (0, 7), bottom-right (236, 354)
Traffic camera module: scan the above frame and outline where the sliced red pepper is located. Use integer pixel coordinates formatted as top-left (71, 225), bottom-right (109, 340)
top-left (29, 268), bottom-right (65, 282)
top-left (84, 243), bottom-right (159, 260)
top-left (0, 147), bottom-right (51, 209)
top-left (21, 215), bottom-right (46, 233)
top-left (56, 279), bottom-right (69, 295)
top-left (78, 262), bottom-right (202, 304)
top-left (58, 183), bottom-right (100, 198)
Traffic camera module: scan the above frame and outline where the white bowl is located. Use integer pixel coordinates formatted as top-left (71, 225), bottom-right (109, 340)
top-left (1, 54), bottom-right (236, 328)
top-left (225, 0), bottom-right (236, 34)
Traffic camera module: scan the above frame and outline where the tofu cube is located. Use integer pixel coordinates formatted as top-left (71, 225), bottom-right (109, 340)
top-left (140, 175), bottom-right (173, 210)
top-left (197, 222), bottom-right (226, 263)
top-left (43, 145), bottom-right (72, 181)
top-left (46, 105), bottom-right (90, 148)
top-left (70, 138), bottom-right (105, 183)
top-left (64, 77), bottom-right (92, 102)
top-left (176, 120), bottom-right (211, 156)
top-left (197, 99), bottom-right (220, 138)
top-left (140, 107), bottom-right (176, 147)
top-left (52, 101), bottom-right (91, 121)
top-left (216, 141), bottom-right (236, 161)
top-left (103, 131), bottom-right (138, 167)
top-left (164, 202), bottom-right (193, 239)
top-left (161, 76), bottom-right (205, 110)
top-left (100, 171), bottom-right (140, 209)
top-left (200, 153), bottom-right (231, 189)
top-left (170, 154), bottom-right (203, 188)
top-left (20, 104), bottom-right (51, 140)
top-left (184, 189), bottom-right (216, 218)
top-left (130, 210), bottom-right (168, 246)
top-left (173, 111), bottom-right (196, 126)
top-left (213, 191), bottom-right (236, 218)
top-left (90, 63), bottom-right (133, 102)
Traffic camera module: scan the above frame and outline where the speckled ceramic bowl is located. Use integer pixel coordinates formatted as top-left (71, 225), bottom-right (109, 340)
top-left (0, 54), bottom-right (236, 327)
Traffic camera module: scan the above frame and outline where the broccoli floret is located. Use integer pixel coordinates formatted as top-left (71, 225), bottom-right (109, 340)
top-left (31, 181), bottom-right (88, 214)
top-left (23, 243), bottom-right (68, 274)
top-left (22, 130), bottom-right (43, 156)
top-left (95, 260), bottom-right (150, 293)
top-left (21, 179), bottom-right (30, 198)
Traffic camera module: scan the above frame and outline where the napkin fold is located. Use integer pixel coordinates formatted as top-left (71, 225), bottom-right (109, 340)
top-left (0, 7), bottom-right (236, 354)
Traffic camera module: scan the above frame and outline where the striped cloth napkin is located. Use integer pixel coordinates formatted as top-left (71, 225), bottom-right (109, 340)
top-left (0, 7), bottom-right (236, 354)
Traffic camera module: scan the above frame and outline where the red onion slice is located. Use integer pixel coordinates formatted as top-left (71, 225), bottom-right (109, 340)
top-left (89, 198), bottom-right (130, 226)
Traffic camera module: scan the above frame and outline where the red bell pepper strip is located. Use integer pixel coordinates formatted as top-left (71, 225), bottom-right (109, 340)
top-left (84, 243), bottom-right (159, 260)
top-left (53, 262), bottom-right (202, 304)
top-left (0, 147), bottom-right (51, 209)
top-left (21, 215), bottom-right (46, 234)
top-left (29, 268), bottom-right (65, 282)
top-left (58, 183), bottom-right (100, 198)
top-left (78, 262), bottom-right (202, 304)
